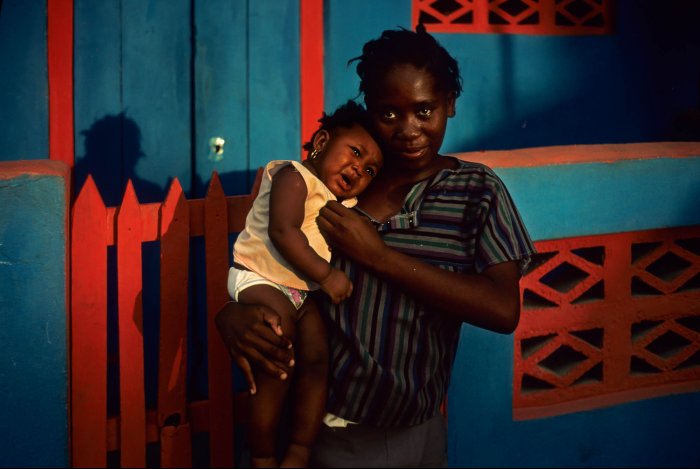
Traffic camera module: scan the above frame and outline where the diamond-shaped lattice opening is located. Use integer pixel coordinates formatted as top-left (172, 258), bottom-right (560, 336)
top-left (570, 328), bottom-right (604, 349)
top-left (540, 261), bottom-right (589, 293)
top-left (572, 246), bottom-right (605, 266)
top-left (521, 373), bottom-right (556, 394)
top-left (523, 289), bottom-right (558, 309)
top-left (678, 351), bottom-right (700, 370)
top-left (418, 11), bottom-right (442, 24)
top-left (631, 276), bottom-right (663, 297)
top-left (572, 362), bottom-right (603, 386)
top-left (678, 273), bottom-right (700, 293)
top-left (520, 333), bottom-right (556, 359)
top-left (489, 11), bottom-right (510, 25)
top-left (555, 11), bottom-right (575, 26)
top-left (677, 315), bottom-right (700, 334)
top-left (453, 11), bottom-right (474, 24)
top-left (571, 280), bottom-right (604, 304)
top-left (632, 241), bottom-right (662, 264)
top-left (676, 237), bottom-right (700, 256)
top-left (499, 0), bottom-right (532, 17)
top-left (430, 0), bottom-right (465, 15)
top-left (630, 356), bottom-right (662, 375)
top-left (538, 344), bottom-right (588, 376)
top-left (519, 12), bottom-right (539, 25)
top-left (564, 0), bottom-right (594, 18)
top-left (582, 13), bottom-right (604, 27)
top-left (631, 319), bottom-right (664, 343)
top-left (645, 330), bottom-right (692, 359)
top-left (645, 252), bottom-right (691, 282)
top-left (523, 251), bottom-right (558, 276)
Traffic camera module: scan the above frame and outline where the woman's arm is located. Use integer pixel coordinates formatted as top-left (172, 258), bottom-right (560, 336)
top-left (317, 201), bottom-right (522, 334)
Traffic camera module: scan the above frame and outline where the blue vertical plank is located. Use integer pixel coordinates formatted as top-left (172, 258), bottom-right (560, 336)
top-left (248, 0), bottom-right (300, 178)
top-left (0, 0), bottom-right (48, 161)
top-left (121, 1), bottom-right (193, 420)
top-left (194, 0), bottom-right (249, 197)
top-left (122, 0), bottom-right (192, 203)
top-left (73, 0), bottom-right (123, 206)
top-left (324, 0), bottom-right (408, 113)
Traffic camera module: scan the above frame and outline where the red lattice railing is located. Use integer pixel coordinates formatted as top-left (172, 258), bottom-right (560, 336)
top-left (515, 227), bottom-right (700, 420)
top-left (413, 0), bottom-right (613, 35)
top-left (71, 171), bottom-right (261, 467)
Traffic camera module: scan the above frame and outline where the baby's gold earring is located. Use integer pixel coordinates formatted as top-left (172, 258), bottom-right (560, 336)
top-left (310, 148), bottom-right (320, 159)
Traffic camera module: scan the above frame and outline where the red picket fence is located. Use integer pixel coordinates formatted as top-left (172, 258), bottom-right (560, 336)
top-left (70, 171), bottom-right (261, 468)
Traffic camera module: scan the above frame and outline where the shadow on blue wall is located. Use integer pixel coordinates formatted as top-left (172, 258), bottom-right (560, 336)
top-left (435, 1), bottom-right (700, 153)
top-left (75, 113), bottom-right (165, 206)
top-left (74, 112), bottom-right (260, 205)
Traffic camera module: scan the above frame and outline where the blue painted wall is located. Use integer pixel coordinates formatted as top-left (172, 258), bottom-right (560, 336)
top-left (445, 153), bottom-right (700, 467)
top-left (448, 326), bottom-right (700, 468)
top-left (71, 0), bottom-right (300, 205)
top-left (495, 157), bottom-right (700, 241)
top-left (324, 0), bottom-right (700, 153)
top-left (0, 162), bottom-right (70, 467)
top-left (0, 0), bottom-right (48, 161)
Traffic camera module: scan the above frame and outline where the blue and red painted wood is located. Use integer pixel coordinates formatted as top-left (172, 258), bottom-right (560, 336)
top-left (0, 160), bottom-right (71, 467)
top-left (48, 0), bottom-right (74, 167)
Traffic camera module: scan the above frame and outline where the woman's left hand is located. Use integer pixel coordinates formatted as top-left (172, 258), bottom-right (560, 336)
top-left (317, 200), bottom-right (385, 264)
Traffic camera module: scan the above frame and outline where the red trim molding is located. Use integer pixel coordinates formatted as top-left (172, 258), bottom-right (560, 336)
top-left (452, 142), bottom-right (700, 168)
top-left (300, 0), bottom-right (324, 159)
top-left (48, 0), bottom-right (75, 167)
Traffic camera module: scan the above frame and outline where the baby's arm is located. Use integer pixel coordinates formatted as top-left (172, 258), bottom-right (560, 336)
top-left (269, 165), bottom-right (352, 304)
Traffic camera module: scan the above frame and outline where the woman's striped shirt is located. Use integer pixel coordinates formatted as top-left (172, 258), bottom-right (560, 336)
top-left (318, 158), bottom-right (536, 427)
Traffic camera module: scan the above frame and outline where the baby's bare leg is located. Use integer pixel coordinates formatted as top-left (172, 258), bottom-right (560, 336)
top-left (281, 298), bottom-right (329, 468)
top-left (238, 285), bottom-right (299, 468)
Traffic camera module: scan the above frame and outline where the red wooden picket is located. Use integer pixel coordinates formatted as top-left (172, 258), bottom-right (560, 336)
top-left (70, 176), bottom-right (108, 468)
top-left (158, 179), bottom-right (193, 467)
top-left (204, 173), bottom-right (235, 467)
top-left (70, 170), bottom-right (264, 467)
top-left (116, 181), bottom-right (147, 467)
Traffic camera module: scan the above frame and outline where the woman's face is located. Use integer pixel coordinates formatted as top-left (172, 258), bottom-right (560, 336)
top-left (365, 64), bottom-right (455, 172)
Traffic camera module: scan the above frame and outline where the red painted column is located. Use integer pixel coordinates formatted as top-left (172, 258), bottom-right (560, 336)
top-left (48, 0), bottom-right (75, 167)
top-left (300, 0), bottom-right (324, 159)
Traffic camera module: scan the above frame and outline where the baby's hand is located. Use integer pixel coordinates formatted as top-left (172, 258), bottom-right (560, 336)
top-left (319, 268), bottom-right (353, 304)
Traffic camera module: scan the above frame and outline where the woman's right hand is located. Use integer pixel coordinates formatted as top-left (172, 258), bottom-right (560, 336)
top-left (215, 301), bottom-right (295, 394)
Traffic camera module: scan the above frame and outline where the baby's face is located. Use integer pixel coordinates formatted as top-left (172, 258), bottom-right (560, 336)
top-left (312, 124), bottom-right (383, 199)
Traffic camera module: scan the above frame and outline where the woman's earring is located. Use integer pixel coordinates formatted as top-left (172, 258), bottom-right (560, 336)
top-left (310, 148), bottom-right (320, 159)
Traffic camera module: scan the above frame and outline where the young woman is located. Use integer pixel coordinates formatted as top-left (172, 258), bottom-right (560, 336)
top-left (217, 25), bottom-right (535, 467)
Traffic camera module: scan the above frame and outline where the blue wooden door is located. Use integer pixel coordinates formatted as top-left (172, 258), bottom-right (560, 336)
top-left (71, 2), bottom-right (300, 448)
top-left (73, 0), bottom-right (300, 205)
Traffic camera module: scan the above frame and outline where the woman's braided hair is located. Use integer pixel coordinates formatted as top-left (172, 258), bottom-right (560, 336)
top-left (349, 23), bottom-right (463, 101)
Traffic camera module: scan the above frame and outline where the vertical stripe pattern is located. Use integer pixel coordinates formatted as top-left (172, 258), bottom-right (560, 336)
top-left (321, 159), bottom-right (536, 427)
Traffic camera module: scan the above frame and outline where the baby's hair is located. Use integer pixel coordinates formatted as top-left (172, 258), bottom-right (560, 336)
top-left (302, 100), bottom-right (371, 152)
top-left (349, 22), bottom-right (462, 101)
